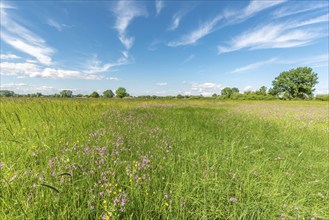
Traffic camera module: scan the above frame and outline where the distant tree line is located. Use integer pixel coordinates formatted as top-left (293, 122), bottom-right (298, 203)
top-left (1, 67), bottom-right (327, 100)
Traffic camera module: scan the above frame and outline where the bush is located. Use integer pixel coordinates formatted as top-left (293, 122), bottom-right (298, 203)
top-left (315, 94), bottom-right (329, 101)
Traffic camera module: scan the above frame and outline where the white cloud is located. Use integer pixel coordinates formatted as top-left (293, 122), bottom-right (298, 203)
top-left (218, 14), bottom-right (328, 54)
top-left (289, 14), bottom-right (329, 29)
top-left (168, 15), bottom-right (222, 47)
top-left (300, 53), bottom-right (329, 68)
top-left (243, 85), bottom-right (253, 92)
top-left (47, 18), bottom-right (69, 32)
top-left (155, 0), bottom-right (164, 16)
top-left (190, 82), bottom-right (222, 95)
top-left (0, 5), bottom-right (54, 65)
top-left (0, 2), bottom-right (15, 9)
top-left (167, 14), bottom-right (181, 31)
top-left (156, 82), bottom-right (167, 86)
top-left (240, 0), bottom-right (286, 20)
top-left (0, 83), bottom-right (59, 95)
top-left (272, 2), bottom-right (328, 18)
top-left (183, 54), bottom-right (195, 64)
top-left (167, 0), bottom-right (285, 47)
top-left (0, 53), bottom-right (20, 60)
top-left (231, 58), bottom-right (277, 73)
top-left (112, 1), bottom-right (147, 49)
top-left (223, 0), bottom-right (286, 25)
top-left (84, 53), bottom-right (129, 74)
top-left (106, 77), bottom-right (119, 81)
top-left (147, 40), bottom-right (162, 51)
top-left (0, 62), bottom-right (103, 80)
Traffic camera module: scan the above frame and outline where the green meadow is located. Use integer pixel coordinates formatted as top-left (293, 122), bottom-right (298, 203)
top-left (1, 98), bottom-right (328, 219)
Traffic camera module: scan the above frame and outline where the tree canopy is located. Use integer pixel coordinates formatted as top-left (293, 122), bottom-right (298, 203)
top-left (221, 87), bottom-right (239, 97)
top-left (116, 87), bottom-right (129, 98)
top-left (103, 90), bottom-right (114, 98)
top-left (60, 90), bottom-right (73, 98)
top-left (90, 91), bottom-right (100, 98)
top-left (272, 67), bottom-right (318, 99)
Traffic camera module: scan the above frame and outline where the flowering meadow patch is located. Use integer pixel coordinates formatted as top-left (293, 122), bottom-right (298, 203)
top-left (1, 99), bottom-right (328, 219)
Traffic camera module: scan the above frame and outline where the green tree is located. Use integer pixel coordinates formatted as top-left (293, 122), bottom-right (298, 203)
top-left (103, 90), bottom-right (114, 98)
top-left (272, 67), bottom-right (318, 99)
top-left (0, 90), bottom-right (15, 97)
top-left (221, 87), bottom-right (239, 97)
top-left (256, 86), bottom-right (267, 95)
top-left (115, 87), bottom-right (129, 98)
top-left (176, 94), bottom-right (183, 99)
top-left (60, 90), bottom-right (73, 98)
top-left (231, 87), bottom-right (239, 94)
top-left (90, 91), bottom-right (100, 98)
top-left (221, 87), bottom-right (232, 96)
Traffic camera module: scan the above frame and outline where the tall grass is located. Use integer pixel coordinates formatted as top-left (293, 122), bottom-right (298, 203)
top-left (1, 98), bottom-right (328, 219)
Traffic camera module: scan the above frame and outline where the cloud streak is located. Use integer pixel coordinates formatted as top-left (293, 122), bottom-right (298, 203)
top-left (112, 1), bottom-right (147, 49)
top-left (0, 53), bottom-right (21, 60)
top-left (272, 2), bottom-right (328, 18)
top-left (0, 4), bottom-right (54, 65)
top-left (168, 15), bottom-right (221, 47)
top-left (218, 14), bottom-right (328, 54)
top-left (231, 58), bottom-right (277, 73)
top-left (167, 14), bottom-right (181, 31)
top-left (168, 0), bottom-right (285, 47)
top-left (47, 18), bottom-right (69, 31)
top-left (155, 0), bottom-right (164, 16)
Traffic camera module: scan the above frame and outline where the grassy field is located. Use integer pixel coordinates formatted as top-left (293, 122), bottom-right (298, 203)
top-left (0, 98), bottom-right (328, 219)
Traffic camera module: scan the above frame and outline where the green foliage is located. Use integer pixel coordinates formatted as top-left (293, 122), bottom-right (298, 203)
top-left (256, 86), bottom-right (267, 95)
top-left (0, 90), bottom-right (15, 97)
top-left (103, 90), bottom-right (114, 98)
top-left (60, 90), bottom-right (73, 98)
top-left (221, 87), bottom-right (239, 98)
top-left (90, 91), bottom-right (100, 98)
top-left (176, 94), bottom-right (184, 99)
top-left (221, 87), bottom-right (232, 96)
top-left (272, 67), bottom-right (318, 99)
top-left (115, 87), bottom-right (129, 98)
top-left (315, 94), bottom-right (329, 101)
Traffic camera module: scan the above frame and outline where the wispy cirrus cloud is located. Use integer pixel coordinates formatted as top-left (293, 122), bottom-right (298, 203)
top-left (218, 13), bottom-right (328, 54)
top-left (233, 0), bottom-right (286, 22)
top-left (0, 53), bottom-right (21, 60)
top-left (299, 53), bottom-right (329, 68)
top-left (272, 2), bottom-right (328, 18)
top-left (168, 0), bottom-right (285, 47)
top-left (155, 0), bottom-right (164, 16)
top-left (84, 54), bottom-right (128, 74)
top-left (168, 15), bottom-right (221, 47)
top-left (0, 3), bottom-right (54, 65)
top-left (230, 53), bottom-right (328, 74)
top-left (112, 1), bottom-right (147, 50)
top-left (183, 54), bottom-right (195, 64)
top-left (47, 18), bottom-right (70, 32)
top-left (231, 58), bottom-right (277, 73)
top-left (167, 14), bottom-right (182, 31)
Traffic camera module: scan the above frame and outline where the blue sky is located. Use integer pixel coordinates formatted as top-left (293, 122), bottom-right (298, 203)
top-left (1, 0), bottom-right (328, 96)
